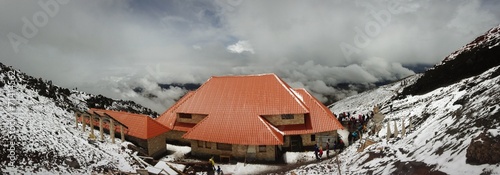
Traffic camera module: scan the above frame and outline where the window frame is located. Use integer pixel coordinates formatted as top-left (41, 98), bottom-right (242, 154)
top-left (179, 113), bottom-right (192, 119)
top-left (217, 143), bottom-right (232, 151)
top-left (281, 114), bottom-right (294, 120)
top-left (259, 145), bottom-right (267, 152)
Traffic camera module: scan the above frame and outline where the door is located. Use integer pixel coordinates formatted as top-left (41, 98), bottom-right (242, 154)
top-left (290, 135), bottom-right (303, 151)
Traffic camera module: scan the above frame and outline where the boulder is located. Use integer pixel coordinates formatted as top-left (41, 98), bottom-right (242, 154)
top-left (466, 131), bottom-right (500, 165)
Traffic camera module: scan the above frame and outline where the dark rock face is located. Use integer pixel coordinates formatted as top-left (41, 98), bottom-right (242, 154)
top-left (64, 157), bottom-right (81, 169)
top-left (466, 131), bottom-right (500, 165)
top-left (402, 26), bottom-right (500, 96)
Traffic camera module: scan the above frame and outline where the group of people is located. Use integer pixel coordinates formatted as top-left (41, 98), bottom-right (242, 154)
top-left (336, 112), bottom-right (372, 129)
top-left (209, 157), bottom-right (223, 175)
top-left (311, 110), bottom-right (374, 160)
top-left (313, 138), bottom-right (346, 161)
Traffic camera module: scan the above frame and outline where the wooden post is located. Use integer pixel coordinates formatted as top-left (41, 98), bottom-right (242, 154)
top-left (82, 115), bottom-right (87, 132)
top-left (402, 119), bottom-right (406, 138)
top-left (90, 115), bottom-right (95, 136)
top-left (99, 117), bottom-right (104, 141)
top-left (120, 125), bottom-right (125, 142)
top-left (75, 113), bottom-right (79, 128)
top-left (393, 121), bottom-right (399, 138)
top-left (110, 119), bottom-right (115, 144)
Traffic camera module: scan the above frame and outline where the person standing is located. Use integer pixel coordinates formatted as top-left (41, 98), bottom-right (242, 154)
top-left (326, 139), bottom-right (330, 158)
top-left (319, 146), bottom-right (323, 160)
top-left (339, 139), bottom-right (345, 153)
top-left (216, 166), bottom-right (222, 175)
top-left (314, 144), bottom-right (320, 160)
top-left (209, 157), bottom-right (216, 171)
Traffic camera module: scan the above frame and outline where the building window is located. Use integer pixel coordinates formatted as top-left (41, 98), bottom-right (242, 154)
top-left (205, 142), bottom-right (211, 149)
top-left (217, 143), bottom-right (232, 151)
top-left (281, 114), bottom-right (294, 120)
top-left (311, 134), bottom-right (316, 142)
top-left (259, 145), bottom-right (266, 152)
top-left (198, 140), bottom-right (204, 148)
top-left (179, 113), bottom-right (192, 119)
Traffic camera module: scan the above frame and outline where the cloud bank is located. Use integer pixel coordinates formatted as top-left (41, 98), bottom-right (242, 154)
top-left (1, 0), bottom-right (499, 112)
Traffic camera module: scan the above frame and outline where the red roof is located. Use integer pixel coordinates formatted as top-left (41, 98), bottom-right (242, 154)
top-left (156, 91), bottom-right (195, 130)
top-left (277, 88), bottom-right (344, 135)
top-left (89, 109), bottom-right (171, 140)
top-left (175, 74), bottom-right (309, 115)
top-left (183, 113), bottom-right (284, 145)
top-left (156, 73), bottom-right (343, 145)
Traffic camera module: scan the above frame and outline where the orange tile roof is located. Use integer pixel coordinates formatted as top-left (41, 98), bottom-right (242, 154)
top-left (88, 109), bottom-right (171, 140)
top-left (174, 74), bottom-right (309, 115)
top-left (156, 91), bottom-right (195, 130)
top-left (156, 73), bottom-right (343, 145)
top-left (183, 113), bottom-right (284, 145)
top-left (277, 88), bottom-right (344, 135)
top-left (173, 122), bottom-right (196, 132)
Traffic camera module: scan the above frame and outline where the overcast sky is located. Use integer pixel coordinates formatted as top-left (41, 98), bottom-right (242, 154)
top-left (1, 0), bottom-right (500, 112)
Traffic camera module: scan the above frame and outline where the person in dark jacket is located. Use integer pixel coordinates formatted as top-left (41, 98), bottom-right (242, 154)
top-left (339, 139), bottom-right (345, 153)
top-left (314, 144), bottom-right (320, 160)
top-left (326, 139), bottom-right (330, 158)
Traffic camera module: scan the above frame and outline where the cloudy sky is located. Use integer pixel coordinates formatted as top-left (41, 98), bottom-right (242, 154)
top-left (1, 0), bottom-right (500, 112)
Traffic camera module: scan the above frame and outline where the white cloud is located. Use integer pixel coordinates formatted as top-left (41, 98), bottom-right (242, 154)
top-left (0, 0), bottom-right (499, 111)
top-left (227, 40), bottom-right (255, 54)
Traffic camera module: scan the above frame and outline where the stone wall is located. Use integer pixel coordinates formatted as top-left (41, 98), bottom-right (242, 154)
top-left (148, 133), bottom-right (168, 158)
top-left (176, 114), bottom-right (206, 124)
top-left (191, 141), bottom-right (276, 162)
top-left (263, 114), bottom-right (305, 126)
top-left (166, 130), bottom-right (191, 145)
top-left (301, 131), bottom-right (338, 147)
top-left (125, 136), bottom-right (149, 155)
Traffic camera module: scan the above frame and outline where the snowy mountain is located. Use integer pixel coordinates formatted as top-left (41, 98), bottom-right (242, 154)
top-left (0, 63), bottom-right (159, 173)
top-left (287, 24), bottom-right (500, 174)
top-left (0, 63), bottom-right (158, 117)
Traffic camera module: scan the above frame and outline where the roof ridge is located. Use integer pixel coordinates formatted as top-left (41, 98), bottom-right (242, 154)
top-left (210, 73), bottom-right (277, 78)
top-left (159, 91), bottom-right (196, 116)
top-left (182, 113), bottom-right (212, 138)
top-left (273, 75), bottom-right (310, 112)
top-left (257, 116), bottom-right (284, 144)
top-left (145, 117), bottom-right (171, 138)
top-left (146, 116), bottom-right (171, 130)
top-left (297, 89), bottom-right (344, 132)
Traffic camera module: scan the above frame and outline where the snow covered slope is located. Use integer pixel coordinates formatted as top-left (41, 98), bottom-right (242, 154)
top-left (288, 65), bottom-right (500, 175)
top-left (0, 63), bottom-right (158, 173)
top-left (0, 63), bottom-right (159, 117)
top-left (287, 25), bottom-right (500, 174)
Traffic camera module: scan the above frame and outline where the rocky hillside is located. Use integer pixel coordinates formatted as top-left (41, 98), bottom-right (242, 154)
top-left (0, 63), bottom-right (159, 173)
top-left (0, 63), bottom-right (158, 117)
top-left (402, 25), bottom-right (500, 96)
top-left (287, 24), bottom-right (500, 174)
